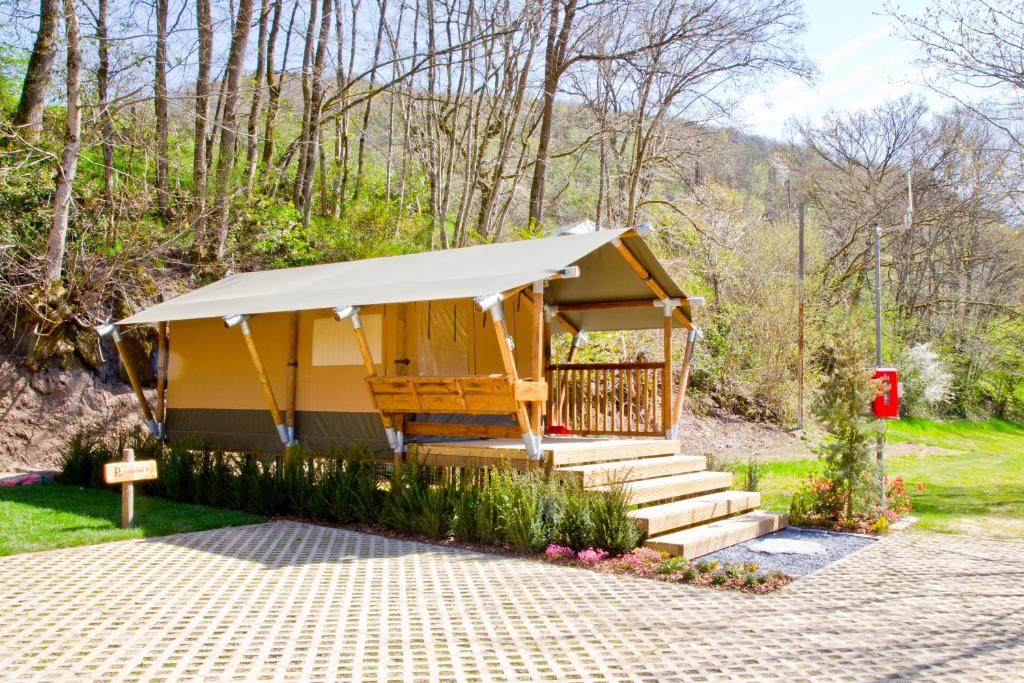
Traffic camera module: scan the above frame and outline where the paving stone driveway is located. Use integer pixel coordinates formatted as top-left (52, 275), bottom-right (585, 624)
top-left (0, 521), bottom-right (1021, 682)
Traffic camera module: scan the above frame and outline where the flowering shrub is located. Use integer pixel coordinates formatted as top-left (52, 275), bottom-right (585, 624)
top-left (544, 544), bottom-right (576, 562)
top-left (576, 548), bottom-right (610, 565)
top-left (606, 547), bottom-right (662, 572)
top-left (539, 544), bottom-right (789, 593)
top-left (789, 474), bottom-right (848, 524)
top-left (792, 472), bottom-right (923, 533)
top-left (884, 476), bottom-right (916, 516)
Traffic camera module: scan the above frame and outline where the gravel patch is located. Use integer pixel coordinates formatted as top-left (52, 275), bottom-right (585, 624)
top-left (699, 526), bottom-right (878, 577)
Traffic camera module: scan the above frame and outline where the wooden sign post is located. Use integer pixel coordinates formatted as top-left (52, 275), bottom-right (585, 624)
top-left (103, 448), bottom-right (158, 528)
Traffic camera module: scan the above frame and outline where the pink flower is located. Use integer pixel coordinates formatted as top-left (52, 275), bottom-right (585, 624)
top-left (616, 547), bottom-right (661, 566)
top-left (544, 544), bottom-right (575, 561)
top-left (576, 548), bottom-right (609, 565)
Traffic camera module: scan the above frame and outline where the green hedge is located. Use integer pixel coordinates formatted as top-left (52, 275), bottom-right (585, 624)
top-left (57, 430), bottom-right (643, 554)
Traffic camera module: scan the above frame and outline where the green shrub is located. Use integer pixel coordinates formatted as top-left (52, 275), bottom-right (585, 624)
top-left (656, 556), bottom-right (689, 575)
top-left (159, 444), bottom-right (197, 503)
top-left (379, 460), bottom-right (427, 533)
top-left (56, 432), bottom-right (99, 487)
top-left (812, 329), bottom-right (881, 518)
top-left (551, 484), bottom-right (594, 550)
top-left (415, 480), bottom-right (457, 539)
top-left (451, 473), bottom-right (481, 542)
top-left (589, 483), bottom-right (642, 554)
top-left (281, 454), bottom-right (314, 516)
top-left (505, 472), bottom-right (549, 552)
top-left (347, 459), bottom-right (384, 524)
top-left (477, 470), bottom-right (512, 544)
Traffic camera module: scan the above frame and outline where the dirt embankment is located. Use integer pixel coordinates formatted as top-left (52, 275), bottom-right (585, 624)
top-left (0, 358), bottom-right (145, 471)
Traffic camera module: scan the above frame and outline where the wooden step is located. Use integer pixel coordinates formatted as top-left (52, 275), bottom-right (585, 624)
top-left (628, 491), bottom-right (761, 535)
top-left (590, 470), bottom-right (732, 506)
top-left (645, 511), bottom-right (789, 559)
top-left (556, 455), bottom-right (706, 487)
top-left (547, 438), bottom-right (681, 467)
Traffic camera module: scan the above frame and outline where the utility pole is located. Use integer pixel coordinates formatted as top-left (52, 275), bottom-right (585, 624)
top-left (797, 203), bottom-right (805, 431)
top-left (873, 173), bottom-right (914, 511)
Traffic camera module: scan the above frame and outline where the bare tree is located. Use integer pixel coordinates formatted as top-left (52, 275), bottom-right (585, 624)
top-left (191, 0), bottom-right (213, 248)
top-left (95, 0), bottom-right (115, 211)
top-left (14, 0), bottom-right (61, 141)
top-left (43, 0), bottom-right (83, 283)
top-left (153, 0), bottom-right (170, 216)
top-left (211, 0), bottom-right (256, 259)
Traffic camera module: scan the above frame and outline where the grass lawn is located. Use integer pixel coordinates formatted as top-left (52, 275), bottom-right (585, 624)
top-left (0, 484), bottom-right (263, 556)
top-left (742, 419), bottom-right (1024, 539)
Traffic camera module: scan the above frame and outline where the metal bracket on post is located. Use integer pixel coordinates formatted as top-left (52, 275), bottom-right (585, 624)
top-left (522, 431), bottom-right (542, 460)
top-left (474, 293), bottom-right (514, 350)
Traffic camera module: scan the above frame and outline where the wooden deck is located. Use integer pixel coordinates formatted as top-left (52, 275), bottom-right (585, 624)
top-left (407, 436), bottom-right (681, 469)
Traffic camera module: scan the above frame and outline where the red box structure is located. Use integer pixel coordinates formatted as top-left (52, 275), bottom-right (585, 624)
top-left (872, 367), bottom-right (900, 419)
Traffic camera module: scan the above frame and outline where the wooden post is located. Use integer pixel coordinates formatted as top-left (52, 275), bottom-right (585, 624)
top-left (530, 281), bottom-right (544, 437)
top-left (347, 309), bottom-right (403, 475)
top-left (121, 447), bottom-right (134, 529)
top-left (487, 301), bottom-right (534, 454)
top-left (662, 310), bottom-right (673, 437)
top-left (237, 318), bottom-right (288, 447)
top-left (155, 320), bottom-right (169, 437)
top-left (111, 329), bottom-right (157, 434)
top-left (284, 311), bottom-right (299, 458)
top-left (672, 329), bottom-right (697, 431)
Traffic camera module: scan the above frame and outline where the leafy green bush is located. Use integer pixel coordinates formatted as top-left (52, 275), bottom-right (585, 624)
top-left (551, 484), bottom-right (594, 550)
top-left (56, 432), bottom-right (100, 487)
top-left (451, 473), bottom-right (481, 542)
top-left (505, 472), bottom-right (549, 552)
top-left (589, 483), bottom-right (643, 554)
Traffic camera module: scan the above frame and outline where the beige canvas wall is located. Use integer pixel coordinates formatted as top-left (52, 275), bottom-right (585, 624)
top-left (167, 297), bottom-right (538, 414)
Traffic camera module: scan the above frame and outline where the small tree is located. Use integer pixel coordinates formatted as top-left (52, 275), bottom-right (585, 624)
top-left (812, 335), bottom-right (880, 519)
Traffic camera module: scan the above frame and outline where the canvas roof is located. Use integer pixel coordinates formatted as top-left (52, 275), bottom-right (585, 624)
top-left (118, 228), bottom-right (691, 331)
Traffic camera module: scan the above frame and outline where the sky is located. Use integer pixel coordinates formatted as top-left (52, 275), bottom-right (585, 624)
top-left (738, 0), bottom-right (938, 141)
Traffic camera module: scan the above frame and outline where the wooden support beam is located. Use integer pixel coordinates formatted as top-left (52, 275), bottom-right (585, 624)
top-left (237, 318), bottom-right (288, 447)
top-left (347, 309), bottom-right (403, 475)
top-left (662, 311), bottom-right (673, 437)
top-left (530, 281), bottom-right (544, 436)
top-left (672, 329), bottom-right (698, 431)
top-left (111, 329), bottom-right (157, 434)
top-left (155, 320), bottom-right (168, 435)
top-left (554, 299), bottom-right (659, 312)
top-left (487, 301), bottom-right (534, 450)
top-left (284, 312), bottom-right (299, 456)
top-left (612, 237), bottom-right (693, 330)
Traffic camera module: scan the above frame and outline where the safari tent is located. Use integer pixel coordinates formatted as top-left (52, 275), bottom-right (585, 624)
top-left (109, 226), bottom-right (702, 466)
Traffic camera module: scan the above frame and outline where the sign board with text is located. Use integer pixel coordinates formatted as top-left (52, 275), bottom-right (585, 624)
top-left (104, 460), bottom-right (158, 484)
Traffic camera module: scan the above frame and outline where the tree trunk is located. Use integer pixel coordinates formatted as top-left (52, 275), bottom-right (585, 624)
top-left (191, 0), bottom-right (213, 251)
top-left (351, 0), bottom-right (387, 202)
top-left (154, 0), bottom-right (170, 216)
top-left (211, 0), bottom-right (256, 260)
top-left (527, 0), bottom-right (574, 229)
top-left (262, 0), bottom-right (298, 171)
top-left (43, 0), bottom-right (82, 283)
top-left (14, 0), bottom-right (60, 142)
top-left (96, 0), bottom-right (115, 212)
top-left (298, 0), bottom-right (333, 227)
top-left (243, 0), bottom-right (279, 196)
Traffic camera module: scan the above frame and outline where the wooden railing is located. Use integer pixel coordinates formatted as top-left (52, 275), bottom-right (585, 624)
top-left (547, 362), bottom-right (666, 437)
